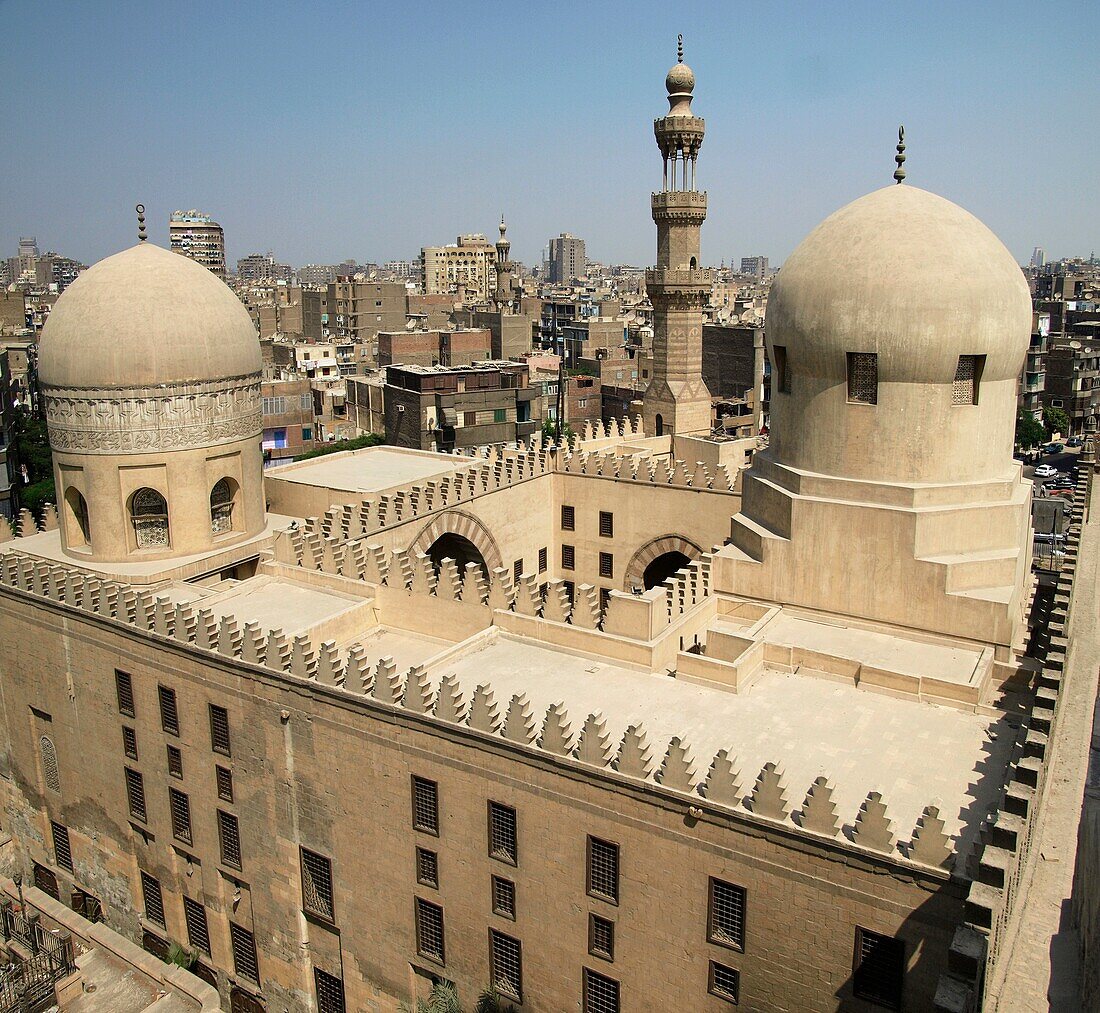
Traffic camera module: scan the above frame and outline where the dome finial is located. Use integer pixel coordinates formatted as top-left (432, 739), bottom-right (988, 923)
top-left (894, 126), bottom-right (906, 184)
top-left (135, 203), bottom-right (147, 242)
top-left (677, 33), bottom-right (683, 63)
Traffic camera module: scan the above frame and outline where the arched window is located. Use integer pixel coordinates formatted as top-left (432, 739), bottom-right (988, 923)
top-left (40, 735), bottom-right (60, 794)
top-left (210, 479), bottom-right (235, 534)
top-left (131, 488), bottom-right (169, 549)
top-left (65, 487), bottom-right (90, 546)
top-left (655, 414), bottom-right (664, 436)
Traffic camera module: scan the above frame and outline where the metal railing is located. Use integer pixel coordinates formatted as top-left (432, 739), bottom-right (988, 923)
top-left (0, 900), bottom-right (76, 1013)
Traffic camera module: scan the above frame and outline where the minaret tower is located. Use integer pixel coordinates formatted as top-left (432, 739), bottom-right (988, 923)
top-left (494, 215), bottom-right (515, 312)
top-left (642, 36), bottom-right (713, 437)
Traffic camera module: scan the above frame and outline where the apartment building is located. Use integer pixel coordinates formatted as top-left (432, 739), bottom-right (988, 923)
top-left (169, 211), bottom-right (226, 279)
top-left (420, 235), bottom-right (497, 302)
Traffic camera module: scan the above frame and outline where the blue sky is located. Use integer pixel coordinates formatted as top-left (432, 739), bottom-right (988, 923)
top-left (1, 0), bottom-right (1096, 270)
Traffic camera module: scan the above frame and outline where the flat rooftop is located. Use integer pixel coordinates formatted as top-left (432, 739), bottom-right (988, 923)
top-left (266, 445), bottom-right (476, 494)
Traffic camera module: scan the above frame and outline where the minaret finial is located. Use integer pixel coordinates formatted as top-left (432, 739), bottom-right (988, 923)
top-left (893, 126), bottom-right (906, 184)
top-left (135, 203), bottom-right (147, 242)
top-left (677, 33), bottom-right (683, 63)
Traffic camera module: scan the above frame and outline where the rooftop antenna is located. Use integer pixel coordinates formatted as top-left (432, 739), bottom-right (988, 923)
top-left (136, 203), bottom-right (147, 242)
top-left (677, 33), bottom-right (684, 63)
top-left (893, 126), bottom-right (906, 184)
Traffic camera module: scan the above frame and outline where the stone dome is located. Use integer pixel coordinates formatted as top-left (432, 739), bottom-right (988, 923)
top-left (766, 184), bottom-right (1031, 386)
top-left (39, 242), bottom-right (260, 390)
top-left (665, 61), bottom-right (695, 97)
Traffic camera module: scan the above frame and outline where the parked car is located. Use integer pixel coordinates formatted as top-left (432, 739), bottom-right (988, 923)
top-left (1066, 437), bottom-right (1083, 448)
top-left (1034, 532), bottom-right (1065, 544)
top-left (1034, 463), bottom-right (1059, 478)
top-left (1041, 442), bottom-right (1064, 455)
top-left (1048, 488), bottom-right (1075, 498)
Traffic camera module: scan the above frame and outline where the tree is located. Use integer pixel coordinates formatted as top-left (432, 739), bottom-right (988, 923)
top-left (1043, 406), bottom-right (1070, 439)
top-left (541, 418), bottom-right (575, 444)
top-left (9, 405), bottom-right (54, 513)
top-left (294, 432), bottom-right (383, 462)
top-left (1015, 409), bottom-right (1046, 450)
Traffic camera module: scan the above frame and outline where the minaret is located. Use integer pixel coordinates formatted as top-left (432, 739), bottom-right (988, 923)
top-left (642, 36), bottom-right (713, 437)
top-left (494, 215), bottom-right (515, 312)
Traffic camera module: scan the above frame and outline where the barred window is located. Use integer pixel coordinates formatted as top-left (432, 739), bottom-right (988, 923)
top-left (412, 776), bottom-right (439, 835)
top-left (140, 871), bottom-right (165, 928)
top-left (158, 686), bottom-right (179, 736)
top-left (772, 344), bottom-right (790, 394)
top-left (168, 788), bottom-right (192, 845)
top-left (166, 745), bottom-right (183, 779)
top-left (599, 511), bottom-right (614, 538)
top-left (708, 878), bottom-right (746, 951)
top-left (953, 354), bottom-right (984, 406)
top-left (40, 736), bottom-right (60, 794)
top-left (709, 961), bottom-right (740, 1004)
top-left (415, 898), bottom-right (445, 964)
top-left (183, 897), bottom-right (211, 955)
top-left (562, 505), bottom-right (575, 530)
top-left (488, 802), bottom-right (517, 865)
top-left (416, 847), bottom-right (438, 888)
top-left (51, 821), bottom-right (73, 873)
top-left (209, 704), bottom-right (231, 756)
top-left (587, 837), bottom-right (619, 904)
top-left (600, 587), bottom-right (611, 613)
top-left (853, 928), bottom-right (905, 1009)
top-left (216, 765), bottom-right (234, 803)
top-left (513, 558), bottom-right (523, 584)
top-left (583, 967), bottom-right (620, 1013)
top-left (489, 929), bottom-right (522, 1002)
top-left (599, 552), bottom-right (614, 579)
top-left (218, 810), bottom-right (242, 870)
top-left (562, 544), bottom-right (575, 570)
top-left (301, 847), bottom-right (335, 922)
top-left (847, 352), bottom-right (878, 405)
top-left (230, 922), bottom-right (260, 984)
top-left (491, 876), bottom-right (515, 919)
top-left (314, 967), bottom-right (346, 1013)
top-left (564, 580), bottom-right (575, 604)
top-left (589, 914), bottom-right (614, 961)
top-left (115, 670), bottom-right (135, 717)
top-left (122, 726), bottom-right (138, 760)
top-left (538, 547), bottom-right (548, 573)
top-left (125, 768), bottom-right (147, 822)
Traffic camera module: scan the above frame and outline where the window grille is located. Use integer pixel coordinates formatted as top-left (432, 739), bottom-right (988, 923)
top-left (51, 821), bottom-right (73, 873)
top-left (562, 505), bottom-right (575, 530)
top-left (122, 726), bottom-right (138, 760)
top-left (412, 777), bottom-right (439, 835)
top-left (301, 848), bottom-right (335, 922)
top-left (115, 670), bottom-right (135, 716)
top-left (953, 355), bottom-right (982, 405)
top-left (589, 914), bottom-right (614, 961)
top-left (587, 837), bottom-right (619, 903)
top-left (599, 552), bottom-right (614, 579)
top-left (218, 810), bottom-right (242, 870)
top-left (216, 765), bottom-right (234, 802)
top-left (209, 704), bottom-right (231, 756)
top-left (538, 547), bottom-right (547, 573)
top-left (168, 788), bottom-right (192, 845)
top-left (230, 922), bottom-right (260, 984)
top-left (847, 352), bottom-right (878, 405)
top-left (158, 686), bottom-right (179, 736)
top-left (183, 897), bottom-right (210, 955)
top-left (416, 848), bottom-right (438, 888)
top-left (488, 802), bottom-right (517, 864)
top-left (564, 580), bottom-right (575, 604)
top-left (210, 479), bottom-right (234, 534)
top-left (708, 878), bottom-right (746, 950)
top-left (708, 961), bottom-right (740, 1003)
top-left (125, 768), bottom-right (146, 822)
top-left (40, 736), bottom-right (60, 794)
top-left (314, 967), bottom-right (346, 1013)
top-left (166, 745), bottom-right (183, 778)
top-left (131, 487), bottom-right (169, 549)
top-left (600, 587), bottom-right (611, 613)
top-left (583, 967), bottom-right (620, 1013)
top-left (491, 876), bottom-right (515, 919)
top-left (513, 558), bottom-right (523, 583)
top-left (415, 898), bottom-right (445, 963)
top-left (599, 511), bottom-right (614, 537)
top-left (853, 928), bottom-right (905, 1009)
top-left (562, 544), bottom-right (575, 571)
top-left (140, 871), bottom-right (165, 928)
top-left (489, 930), bottom-right (522, 1002)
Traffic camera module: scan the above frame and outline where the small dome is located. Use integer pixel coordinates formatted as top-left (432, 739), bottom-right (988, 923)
top-left (39, 243), bottom-right (260, 389)
top-left (665, 61), bottom-right (695, 96)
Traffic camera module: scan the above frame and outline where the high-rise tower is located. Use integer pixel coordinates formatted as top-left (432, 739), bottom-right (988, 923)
top-left (642, 37), bottom-right (713, 437)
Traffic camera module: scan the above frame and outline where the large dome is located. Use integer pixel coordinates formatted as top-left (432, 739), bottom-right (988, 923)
top-left (766, 184), bottom-right (1031, 386)
top-left (39, 242), bottom-right (260, 389)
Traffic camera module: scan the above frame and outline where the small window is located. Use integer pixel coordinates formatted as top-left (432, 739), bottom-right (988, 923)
top-left (210, 478), bottom-right (234, 534)
top-left (489, 929), bottom-right (523, 1003)
top-left (587, 837), bottom-right (619, 904)
top-left (314, 967), bottom-right (346, 1013)
top-left (140, 871), bottom-right (165, 928)
top-left (115, 670), bottom-right (135, 717)
top-left (599, 552), bottom-right (614, 579)
top-left (40, 736), bottom-right (60, 794)
top-left (600, 587), bottom-right (612, 613)
top-left (209, 704), bottom-right (231, 756)
top-left (562, 544), bottom-right (575, 571)
top-left (166, 745), bottom-right (183, 779)
top-left (953, 354), bottom-right (984, 405)
top-left (415, 897), bottom-right (446, 964)
top-left (125, 768), bottom-right (146, 823)
top-left (183, 897), bottom-right (211, 955)
top-left (301, 847), bottom-right (335, 922)
top-left (564, 580), bottom-right (575, 604)
top-left (302, 426), bottom-right (313, 441)
top-left (491, 876), bottom-right (515, 919)
top-left (599, 511), bottom-right (613, 538)
top-left (589, 914), bottom-right (615, 961)
top-left (122, 726), bottom-right (138, 760)
top-left (416, 847), bottom-right (439, 888)
top-left (230, 922), bottom-right (260, 985)
top-left (216, 765), bottom-right (234, 803)
top-left (709, 961), bottom-right (740, 1004)
top-left (412, 776), bottom-right (439, 835)
top-left (168, 788), bottom-right (192, 844)
top-left (538, 547), bottom-right (547, 573)
top-left (853, 928), bottom-right (905, 1009)
top-left (131, 487), bottom-right (170, 549)
top-left (583, 967), bottom-right (620, 1013)
top-left (158, 686), bottom-right (179, 736)
top-left (51, 821), bottom-right (73, 873)
top-left (33, 863), bottom-right (59, 901)
top-left (772, 345), bottom-right (790, 394)
top-left (218, 810), bottom-right (242, 870)
top-left (494, 408), bottom-right (506, 424)
top-left (512, 558), bottom-right (523, 584)
top-left (488, 802), bottom-right (517, 865)
top-left (847, 352), bottom-right (878, 405)
top-left (562, 505), bottom-right (575, 531)
top-left (708, 878), bottom-right (746, 951)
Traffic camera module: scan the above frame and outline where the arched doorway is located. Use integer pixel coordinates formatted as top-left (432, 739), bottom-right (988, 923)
top-left (409, 509), bottom-right (504, 575)
top-left (426, 532), bottom-right (487, 581)
top-left (624, 534), bottom-right (703, 591)
top-left (642, 551), bottom-right (690, 589)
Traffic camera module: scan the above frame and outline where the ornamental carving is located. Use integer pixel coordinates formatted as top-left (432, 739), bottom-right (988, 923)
top-left (43, 374), bottom-right (262, 454)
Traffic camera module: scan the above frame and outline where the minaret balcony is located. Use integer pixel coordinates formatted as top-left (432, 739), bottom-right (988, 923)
top-left (646, 267), bottom-right (713, 290)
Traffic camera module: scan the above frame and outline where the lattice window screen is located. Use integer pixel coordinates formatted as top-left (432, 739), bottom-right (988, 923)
top-left (847, 353), bottom-right (878, 405)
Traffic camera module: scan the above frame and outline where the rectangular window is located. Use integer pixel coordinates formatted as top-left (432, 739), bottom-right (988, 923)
top-left (125, 768), bottom-right (147, 823)
top-left (416, 847), bottom-right (439, 888)
top-left (168, 788), bottom-right (192, 845)
top-left (301, 847), bottom-right (335, 922)
top-left (589, 914), bottom-right (615, 961)
top-left (218, 810), bottom-right (242, 870)
top-left (847, 352), bottom-right (878, 405)
top-left (853, 928), bottom-right (905, 1009)
top-left (564, 580), bottom-right (575, 604)
top-left (562, 544), bottom-right (575, 571)
top-left (209, 704), bottom-right (231, 756)
top-left (463, 411), bottom-right (477, 427)
top-left (216, 765), bottom-right (234, 803)
top-left (587, 837), bottom-right (619, 904)
top-left (158, 686), bottom-right (179, 736)
top-left (538, 547), bottom-right (547, 573)
top-left (51, 821), bottom-right (73, 874)
top-left (709, 961), bottom-right (741, 1004)
top-left (599, 511), bottom-right (614, 537)
top-left (562, 505), bottom-right (575, 531)
top-left (314, 967), bottom-right (346, 1013)
top-left (513, 558), bottom-right (523, 584)
top-left (415, 897), bottom-right (445, 964)
top-left (600, 587), bottom-right (612, 613)
top-left (166, 744), bottom-right (183, 779)
top-left (116, 670), bottom-right (135, 717)
top-left (772, 344), bottom-right (790, 394)
top-left (488, 802), bottom-right (517, 865)
top-left (708, 878), bottom-right (746, 951)
top-left (494, 408), bottom-right (506, 424)
top-left (122, 726), bottom-right (138, 760)
top-left (953, 354), bottom-right (984, 405)
top-left (489, 929), bottom-right (523, 1003)
top-left (183, 897), bottom-right (211, 955)
top-left (230, 922), bottom-right (260, 984)
top-left (583, 967), bottom-right (620, 1013)
top-left (599, 552), bottom-right (614, 579)
top-left (140, 871), bottom-right (165, 928)
top-left (412, 776), bottom-right (439, 835)
top-left (491, 876), bottom-right (516, 919)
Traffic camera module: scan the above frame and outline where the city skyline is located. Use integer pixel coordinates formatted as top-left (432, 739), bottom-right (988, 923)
top-left (2, 1), bottom-right (1097, 270)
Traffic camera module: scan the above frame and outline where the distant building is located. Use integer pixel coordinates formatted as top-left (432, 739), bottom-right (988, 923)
top-left (740, 255), bottom-right (769, 279)
top-left (377, 328), bottom-right (492, 369)
top-left (327, 280), bottom-right (407, 346)
top-left (548, 232), bottom-right (586, 283)
top-left (261, 377), bottom-right (317, 466)
top-left (236, 252), bottom-right (293, 284)
top-left (1018, 311), bottom-right (1048, 420)
top-left (420, 235), bottom-right (497, 302)
top-left (16, 237), bottom-right (38, 279)
top-left (1043, 336), bottom-right (1100, 435)
top-left (1030, 246), bottom-right (1046, 269)
top-left (168, 211), bottom-right (226, 279)
top-left (298, 263), bottom-right (337, 286)
top-left (34, 254), bottom-right (86, 293)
